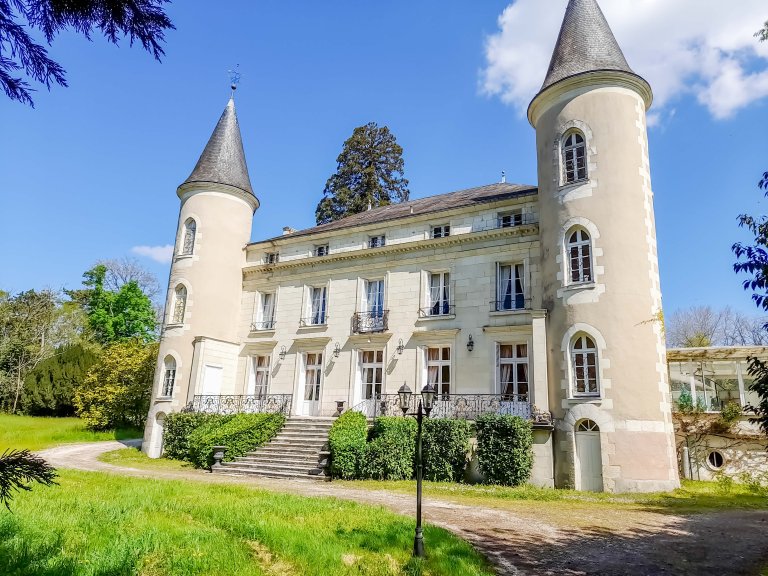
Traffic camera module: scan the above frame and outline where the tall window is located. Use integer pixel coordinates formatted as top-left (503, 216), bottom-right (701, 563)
top-left (181, 219), bottom-right (196, 255)
top-left (567, 229), bottom-right (592, 284)
top-left (563, 131), bottom-right (587, 183)
top-left (428, 272), bottom-right (451, 316)
top-left (304, 352), bottom-right (323, 402)
top-left (172, 285), bottom-right (187, 324)
top-left (360, 350), bottom-right (383, 400)
top-left (498, 344), bottom-right (528, 399)
top-left (426, 347), bottom-right (451, 396)
top-left (309, 286), bottom-right (327, 325)
top-left (162, 356), bottom-right (176, 397)
top-left (249, 355), bottom-right (270, 397)
top-left (572, 335), bottom-right (599, 396)
top-left (497, 264), bottom-right (524, 311)
top-left (364, 280), bottom-right (385, 316)
top-left (258, 293), bottom-right (276, 330)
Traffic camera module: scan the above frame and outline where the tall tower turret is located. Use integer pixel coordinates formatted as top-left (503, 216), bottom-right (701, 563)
top-left (530, 0), bottom-right (678, 492)
top-left (143, 96), bottom-right (258, 457)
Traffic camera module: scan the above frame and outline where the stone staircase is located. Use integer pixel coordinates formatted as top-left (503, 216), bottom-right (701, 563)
top-left (213, 417), bottom-right (334, 480)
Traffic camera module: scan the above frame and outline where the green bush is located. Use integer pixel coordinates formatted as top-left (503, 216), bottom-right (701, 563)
top-left (163, 412), bottom-right (218, 461)
top-left (187, 412), bottom-right (285, 469)
top-left (422, 418), bottom-right (471, 482)
top-left (328, 411), bottom-right (369, 479)
top-left (475, 414), bottom-right (533, 486)
top-left (362, 416), bottom-right (417, 480)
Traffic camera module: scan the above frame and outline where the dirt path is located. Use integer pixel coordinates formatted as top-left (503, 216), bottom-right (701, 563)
top-left (38, 441), bottom-right (768, 576)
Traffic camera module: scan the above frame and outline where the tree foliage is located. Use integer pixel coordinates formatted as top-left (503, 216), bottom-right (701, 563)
top-left (96, 256), bottom-right (161, 300)
top-left (0, 449), bottom-right (57, 509)
top-left (315, 122), bottom-right (409, 225)
top-left (67, 264), bottom-right (157, 345)
top-left (666, 305), bottom-right (768, 348)
top-left (757, 21), bottom-right (768, 42)
top-left (22, 343), bottom-right (98, 416)
top-left (733, 172), bottom-right (768, 438)
top-left (74, 339), bottom-right (158, 430)
top-left (0, 0), bottom-right (173, 106)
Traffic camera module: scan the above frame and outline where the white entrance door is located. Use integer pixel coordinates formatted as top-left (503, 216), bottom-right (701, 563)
top-left (575, 419), bottom-right (603, 492)
top-left (201, 365), bottom-right (223, 396)
top-left (301, 352), bottom-right (323, 416)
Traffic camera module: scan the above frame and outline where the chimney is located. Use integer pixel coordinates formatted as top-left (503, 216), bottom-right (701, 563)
top-left (282, 226), bottom-right (297, 235)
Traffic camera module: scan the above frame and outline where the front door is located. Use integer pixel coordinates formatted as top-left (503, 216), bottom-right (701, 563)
top-left (301, 352), bottom-right (323, 416)
top-left (575, 419), bottom-right (603, 492)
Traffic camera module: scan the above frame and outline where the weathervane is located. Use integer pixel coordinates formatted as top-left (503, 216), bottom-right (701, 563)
top-left (228, 65), bottom-right (241, 97)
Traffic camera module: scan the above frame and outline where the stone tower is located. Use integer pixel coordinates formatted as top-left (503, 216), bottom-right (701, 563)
top-left (529, 0), bottom-right (679, 491)
top-left (143, 96), bottom-right (258, 457)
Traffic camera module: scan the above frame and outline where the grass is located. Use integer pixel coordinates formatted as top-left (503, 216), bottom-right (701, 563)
top-left (0, 470), bottom-right (493, 576)
top-left (98, 447), bottom-right (194, 471)
top-left (337, 478), bottom-right (768, 515)
top-left (0, 414), bottom-right (142, 452)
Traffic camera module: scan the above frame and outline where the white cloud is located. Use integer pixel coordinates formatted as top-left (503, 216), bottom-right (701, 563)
top-left (481, 0), bottom-right (768, 120)
top-left (131, 244), bottom-right (174, 264)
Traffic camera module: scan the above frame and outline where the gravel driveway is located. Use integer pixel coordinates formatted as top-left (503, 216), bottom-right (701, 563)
top-left (37, 441), bottom-right (768, 576)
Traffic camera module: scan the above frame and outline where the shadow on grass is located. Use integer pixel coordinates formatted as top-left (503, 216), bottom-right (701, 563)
top-left (113, 427), bottom-right (143, 442)
top-left (0, 520), bottom-right (78, 576)
top-left (468, 509), bottom-right (768, 576)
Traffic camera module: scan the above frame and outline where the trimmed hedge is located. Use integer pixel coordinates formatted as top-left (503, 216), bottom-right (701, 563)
top-left (475, 414), bottom-right (533, 486)
top-left (163, 412), bottom-right (220, 461)
top-left (422, 418), bottom-right (471, 482)
top-left (362, 416), bottom-right (417, 480)
top-left (188, 412), bottom-right (286, 469)
top-left (328, 411), bottom-right (369, 479)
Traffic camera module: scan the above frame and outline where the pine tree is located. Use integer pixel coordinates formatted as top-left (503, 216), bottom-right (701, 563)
top-left (315, 122), bottom-right (409, 225)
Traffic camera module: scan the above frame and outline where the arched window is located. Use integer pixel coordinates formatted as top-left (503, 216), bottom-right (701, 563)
top-left (571, 334), bottom-right (599, 396)
top-left (577, 419), bottom-right (599, 432)
top-left (563, 132), bottom-right (587, 184)
top-left (172, 285), bottom-right (187, 324)
top-left (162, 356), bottom-right (176, 397)
top-left (181, 219), bottom-right (196, 255)
top-left (567, 229), bottom-right (592, 284)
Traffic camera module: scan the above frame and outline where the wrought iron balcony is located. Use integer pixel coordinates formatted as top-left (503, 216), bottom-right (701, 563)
top-left (190, 394), bottom-right (292, 415)
top-left (491, 296), bottom-right (527, 312)
top-left (352, 310), bottom-right (389, 333)
top-left (351, 393), bottom-right (552, 425)
top-left (418, 304), bottom-right (456, 318)
top-left (299, 314), bottom-right (327, 327)
top-left (251, 319), bottom-right (276, 331)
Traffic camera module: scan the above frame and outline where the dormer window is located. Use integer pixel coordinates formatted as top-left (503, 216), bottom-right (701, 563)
top-left (498, 210), bottom-right (523, 228)
top-left (563, 131), bottom-right (587, 184)
top-left (431, 225), bottom-right (450, 239)
top-left (368, 235), bottom-right (386, 249)
top-left (264, 252), bottom-right (279, 265)
top-left (315, 245), bottom-right (330, 257)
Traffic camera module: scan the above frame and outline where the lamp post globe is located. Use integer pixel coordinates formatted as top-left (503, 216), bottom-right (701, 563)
top-left (398, 382), bottom-right (412, 414)
top-left (420, 382), bottom-right (436, 413)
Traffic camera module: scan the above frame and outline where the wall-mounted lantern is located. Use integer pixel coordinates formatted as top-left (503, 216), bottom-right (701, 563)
top-left (396, 338), bottom-right (405, 355)
top-left (467, 335), bottom-right (474, 352)
top-left (279, 345), bottom-right (287, 360)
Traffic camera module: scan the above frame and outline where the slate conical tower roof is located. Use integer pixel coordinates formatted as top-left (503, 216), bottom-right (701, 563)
top-left (539, 0), bottom-right (640, 92)
top-left (180, 98), bottom-right (254, 197)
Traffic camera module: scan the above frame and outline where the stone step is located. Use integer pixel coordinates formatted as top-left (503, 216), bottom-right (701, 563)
top-left (267, 439), bottom-right (327, 449)
top-left (213, 467), bottom-right (329, 481)
top-left (251, 445), bottom-right (329, 455)
top-left (236, 454), bottom-right (323, 467)
top-left (280, 425), bottom-right (333, 433)
top-left (274, 431), bottom-right (330, 440)
top-left (220, 460), bottom-right (327, 476)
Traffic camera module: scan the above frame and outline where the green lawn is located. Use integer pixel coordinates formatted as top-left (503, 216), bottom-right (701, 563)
top-left (337, 478), bottom-right (768, 515)
top-left (0, 470), bottom-right (492, 576)
top-left (0, 414), bottom-right (142, 452)
top-left (98, 446), bottom-right (194, 471)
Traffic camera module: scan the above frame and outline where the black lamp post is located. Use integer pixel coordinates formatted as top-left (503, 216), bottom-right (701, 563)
top-left (398, 381), bottom-right (436, 558)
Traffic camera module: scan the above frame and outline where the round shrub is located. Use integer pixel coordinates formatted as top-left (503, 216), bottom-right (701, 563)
top-left (328, 411), bottom-right (369, 479)
top-left (475, 414), bottom-right (533, 486)
top-left (188, 412), bottom-right (285, 469)
top-left (422, 418), bottom-right (471, 482)
top-left (362, 416), bottom-right (416, 480)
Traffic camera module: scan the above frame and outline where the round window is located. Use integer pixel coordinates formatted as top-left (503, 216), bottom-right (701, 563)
top-left (707, 450), bottom-right (724, 470)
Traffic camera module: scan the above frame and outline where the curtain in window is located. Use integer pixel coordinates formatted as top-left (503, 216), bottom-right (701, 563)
top-left (514, 264), bottom-right (524, 309)
top-left (498, 265), bottom-right (513, 310)
top-left (262, 294), bottom-right (275, 327)
top-left (311, 287), bottom-right (326, 324)
top-left (253, 356), bottom-right (269, 397)
top-left (366, 281), bottom-right (384, 316)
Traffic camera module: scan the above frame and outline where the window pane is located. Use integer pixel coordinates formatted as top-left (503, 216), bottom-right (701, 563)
top-left (376, 350), bottom-right (383, 363)
top-left (500, 345), bottom-right (514, 358)
top-left (442, 347), bottom-right (450, 361)
top-left (442, 365), bottom-right (450, 384)
top-left (428, 348), bottom-right (440, 361)
top-left (516, 344), bottom-right (527, 358)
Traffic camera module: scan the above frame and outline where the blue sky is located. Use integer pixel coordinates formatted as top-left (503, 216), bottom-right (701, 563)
top-left (1, 0), bottom-right (767, 317)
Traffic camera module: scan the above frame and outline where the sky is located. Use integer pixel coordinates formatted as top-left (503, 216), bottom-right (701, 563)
top-left (1, 0), bottom-right (767, 316)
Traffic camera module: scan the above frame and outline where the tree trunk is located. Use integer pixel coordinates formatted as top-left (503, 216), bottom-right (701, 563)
top-left (12, 360), bottom-right (22, 414)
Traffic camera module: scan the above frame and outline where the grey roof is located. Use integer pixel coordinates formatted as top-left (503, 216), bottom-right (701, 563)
top-left (254, 182), bottom-right (537, 244)
top-left (180, 98), bottom-right (254, 196)
top-left (540, 0), bottom-right (639, 92)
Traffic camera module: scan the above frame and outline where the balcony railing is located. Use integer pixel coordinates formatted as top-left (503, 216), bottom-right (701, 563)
top-left (351, 393), bottom-right (552, 425)
top-left (497, 212), bottom-right (538, 229)
top-left (190, 394), bottom-right (292, 415)
top-left (491, 296), bottom-right (527, 312)
top-left (418, 304), bottom-right (456, 318)
top-left (251, 320), bottom-right (276, 331)
top-left (352, 310), bottom-right (389, 333)
top-left (299, 314), bottom-right (327, 327)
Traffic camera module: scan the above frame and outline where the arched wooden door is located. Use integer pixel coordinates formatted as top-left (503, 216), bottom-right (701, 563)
top-left (575, 419), bottom-right (603, 492)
